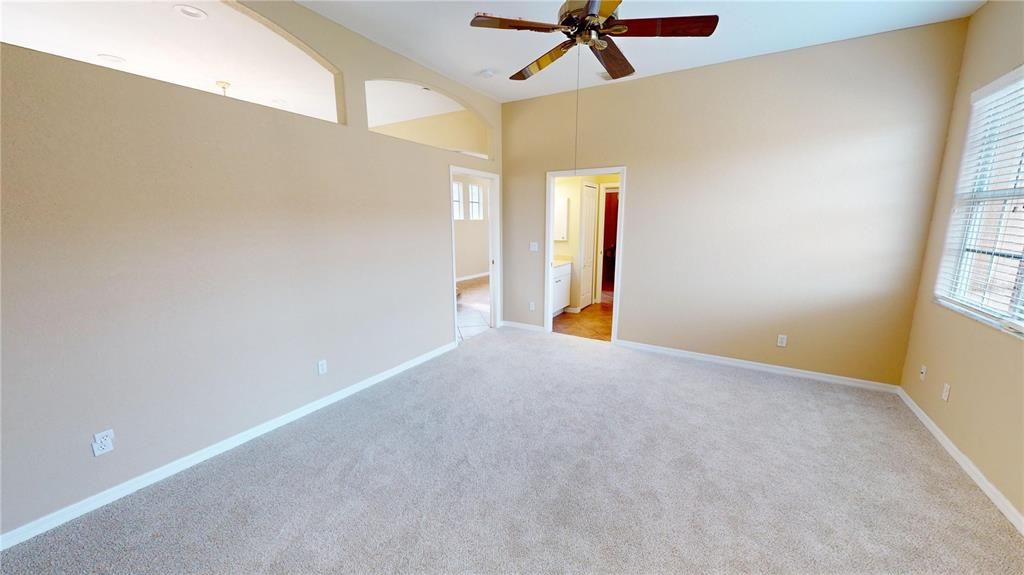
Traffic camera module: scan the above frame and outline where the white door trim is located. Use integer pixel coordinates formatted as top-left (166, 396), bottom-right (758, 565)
top-left (544, 166), bottom-right (626, 341)
top-left (450, 166), bottom-right (502, 339)
top-left (578, 183), bottom-right (598, 311)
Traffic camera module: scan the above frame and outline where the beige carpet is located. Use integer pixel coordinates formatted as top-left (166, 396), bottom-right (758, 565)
top-left (2, 328), bottom-right (1021, 574)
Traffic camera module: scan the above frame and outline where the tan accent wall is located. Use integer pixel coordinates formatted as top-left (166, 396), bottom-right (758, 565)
top-left (453, 175), bottom-right (490, 279)
top-left (502, 21), bottom-right (967, 384)
top-left (900, 0), bottom-right (1024, 514)
top-left (372, 110), bottom-right (491, 159)
top-left (0, 0), bottom-right (500, 533)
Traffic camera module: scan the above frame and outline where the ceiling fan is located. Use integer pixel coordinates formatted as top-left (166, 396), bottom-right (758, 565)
top-left (470, 0), bottom-right (719, 81)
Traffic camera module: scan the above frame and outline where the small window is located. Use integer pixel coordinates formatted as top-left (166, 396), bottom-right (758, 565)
top-left (452, 182), bottom-right (464, 220)
top-left (468, 184), bottom-right (484, 220)
top-left (935, 66), bottom-right (1024, 335)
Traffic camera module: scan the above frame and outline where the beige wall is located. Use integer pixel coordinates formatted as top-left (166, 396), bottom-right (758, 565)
top-left (453, 174), bottom-right (490, 279)
top-left (372, 110), bottom-right (491, 159)
top-left (900, 0), bottom-right (1024, 514)
top-left (503, 20), bottom-right (966, 385)
top-left (0, 0), bottom-right (500, 533)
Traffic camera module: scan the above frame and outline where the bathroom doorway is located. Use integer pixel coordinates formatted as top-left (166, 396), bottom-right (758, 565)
top-left (597, 183), bottom-right (619, 310)
top-left (544, 167), bottom-right (626, 342)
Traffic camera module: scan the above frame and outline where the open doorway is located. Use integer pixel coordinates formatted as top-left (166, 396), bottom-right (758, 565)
top-left (450, 166), bottom-right (501, 342)
top-left (597, 183), bottom-right (619, 307)
top-left (545, 167), bottom-right (625, 341)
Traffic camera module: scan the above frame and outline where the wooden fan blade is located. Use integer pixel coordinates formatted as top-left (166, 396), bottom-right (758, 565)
top-left (511, 39), bottom-right (576, 80)
top-left (471, 14), bottom-right (565, 33)
top-left (602, 15), bottom-right (719, 37)
top-left (583, 0), bottom-right (621, 21)
top-left (590, 36), bottom-right (634, 79)
top-left (597, 0), bottom-right (622, 20)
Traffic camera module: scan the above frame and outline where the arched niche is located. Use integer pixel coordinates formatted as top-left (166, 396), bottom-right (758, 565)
top-left (365, 80), bottom-right (491, 159)
top-left (0, 0), bottom-right (344, 123)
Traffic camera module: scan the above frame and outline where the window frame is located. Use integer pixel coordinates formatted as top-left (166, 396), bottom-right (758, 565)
top-left (452, 181), bottom-right (464, 221)
top-left (933, 66), bottom-right (1024, 338)
top-left (468, 183), bottom-right (484, 220)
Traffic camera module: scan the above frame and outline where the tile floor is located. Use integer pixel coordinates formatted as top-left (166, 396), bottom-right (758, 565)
top-left (456, 275), bottom-right (490, 341)
top-left (553, 289), bottom-right (614, 341)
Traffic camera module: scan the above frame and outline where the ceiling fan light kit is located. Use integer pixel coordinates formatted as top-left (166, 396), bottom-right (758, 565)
top-left (470, 0), bottom-right (719, 81)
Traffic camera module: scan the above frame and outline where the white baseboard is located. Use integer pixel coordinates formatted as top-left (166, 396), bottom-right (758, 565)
top-left (616, 338), bottom-right (1023, 536)
top-left (498, 320), bottom-right (545, 332)
top-left (896, 389), bottom-right (1024, 536)
top-left (564, 307), bottom-right (582, 314)
top-left (455, 271), bottom-right (489, 282)
top-left (616, 339), bottom-right (898, 393)
top-left (0, 341), bottom-right (458, 551)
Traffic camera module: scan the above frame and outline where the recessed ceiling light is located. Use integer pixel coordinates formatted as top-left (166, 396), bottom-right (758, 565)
top-left (477, 68), bottom-right (496, 79)
top-left (174, 4), bottom-right (207, 19)
top-left (95, 53), bottom-right (126, 65)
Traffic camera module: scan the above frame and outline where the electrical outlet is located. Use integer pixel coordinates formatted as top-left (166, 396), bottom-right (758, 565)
top-left (529, 301), bottom-right (536, 312)
top-left (942, 383), bottom-right (951, 401)
top-left (919, 365), bottom-right (927, 381)
top-left (317, 359), bottom-right (328, 376)
top-left (776, 334), bottom-right (788, 348)
top-left (92, 429), bottom-right (114, 457)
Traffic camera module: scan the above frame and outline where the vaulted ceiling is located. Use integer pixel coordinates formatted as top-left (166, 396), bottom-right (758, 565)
top-left (302, 1), bottom-right (982, 102)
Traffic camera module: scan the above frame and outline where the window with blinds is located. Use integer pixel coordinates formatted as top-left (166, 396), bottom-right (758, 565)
top-left (935, 67), bottom-right (1024, 335)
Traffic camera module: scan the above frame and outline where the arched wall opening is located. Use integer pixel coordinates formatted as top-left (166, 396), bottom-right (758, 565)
top-left (365, 79), bottom-right (492, 159)
top-left (0, 0), bottom-right (344, 123)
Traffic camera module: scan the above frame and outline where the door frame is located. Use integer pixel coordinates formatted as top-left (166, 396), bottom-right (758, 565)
top-left (544, 166), bottom-right (627, 341)
top-left (449, 165), bottom-right (502, 343)
top-left (575, 183), bottom-right (599, 312)
top-left (595, 182), bottom-right (619, 305)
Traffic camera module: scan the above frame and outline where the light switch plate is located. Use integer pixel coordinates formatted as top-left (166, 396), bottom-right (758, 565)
top-left (529, 241), bottom-right (539, 252)
top-left (776, 334), bottom-right (788, 348)
top-left (942, 383), bottom-right (951, 401)
top-left (317, 359), bottom-right (328, 376)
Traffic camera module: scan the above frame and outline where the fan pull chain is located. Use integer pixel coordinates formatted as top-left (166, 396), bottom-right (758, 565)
top-left (574, 44), bottom-right (581, 175)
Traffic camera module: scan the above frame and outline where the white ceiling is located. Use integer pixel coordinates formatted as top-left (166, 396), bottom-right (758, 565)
top-left (1, 1), bottom-right (338, 122)
top-left (365, 80), bottom-right (465, 127)
top-left (302, 1), bottom-right (983, 102)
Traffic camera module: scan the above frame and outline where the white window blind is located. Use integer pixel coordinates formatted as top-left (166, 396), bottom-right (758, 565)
top-left (935, 67), bottom-right (1024, 335)
top-left (452, 181), bottom-right (464, 220)
top-left (468, 184), bottom-right (483, 220)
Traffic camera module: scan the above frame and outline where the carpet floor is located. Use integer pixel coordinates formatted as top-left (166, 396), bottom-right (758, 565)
top-left (2, 328), bottom-right (1021, 574)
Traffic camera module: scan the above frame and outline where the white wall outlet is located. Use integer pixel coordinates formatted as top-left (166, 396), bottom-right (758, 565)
top-left (919, 365), bottom-right (928, 381)
top-left (776, 334), bottom-right (788, 348)
top-left (942, 383), bottom-right (951, 401)
top-left (317, 359), bottom-right (328, 376)
top-left (529, 301), bottom-right (536, 312)
top-left (92, 429), bottom-right (114, 457)
top-left (529, 241), bottom-right (539, 252)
